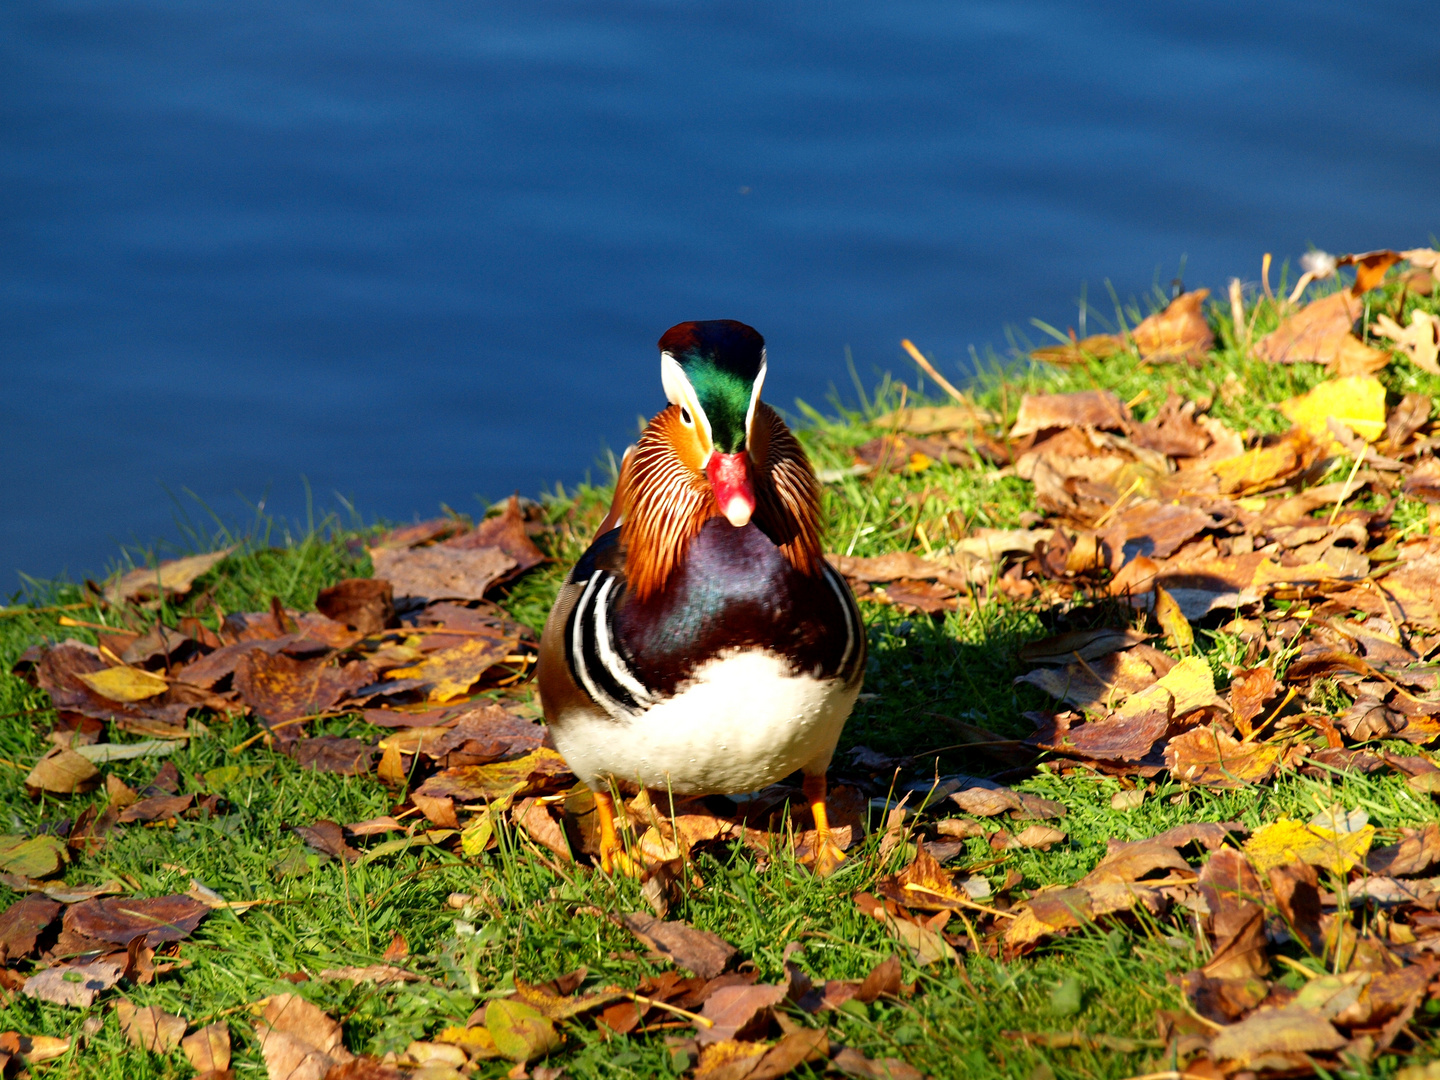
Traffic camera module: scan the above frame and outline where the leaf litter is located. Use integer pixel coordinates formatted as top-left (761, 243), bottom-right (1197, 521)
top-left (2, 250), bottom-right (1440, 1078)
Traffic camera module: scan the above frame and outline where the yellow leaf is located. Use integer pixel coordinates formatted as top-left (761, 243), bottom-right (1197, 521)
top-left (459, 781), bottom-right (526, 856)
top-left (76, 665), bottom-right (169, 702)
top-left (388, 637), bottom-right (512, 702)
top-left (1278, 376), bottom-right (1387, 444)
top-left (435, 1026), bottom-right (501, 1059)
top-left (1154, 586), bottom-right (1193, 653)
top-left (1244, 818), bottom-right (1374, 874)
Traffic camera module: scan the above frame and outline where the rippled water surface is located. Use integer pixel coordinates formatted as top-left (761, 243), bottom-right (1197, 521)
top-left (4, 1), bottom-right (1438, 582)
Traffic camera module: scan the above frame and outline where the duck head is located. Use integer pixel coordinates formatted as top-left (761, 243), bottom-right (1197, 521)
top-left (658, 319), bottom-right (766, 528)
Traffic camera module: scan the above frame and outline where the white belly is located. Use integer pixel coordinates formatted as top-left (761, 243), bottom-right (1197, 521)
top-left (550, 650), bottom-right (857, 794)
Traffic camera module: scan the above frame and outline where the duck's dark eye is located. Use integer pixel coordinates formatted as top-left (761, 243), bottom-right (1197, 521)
top-left (681, 407), bottom-right (693, 425)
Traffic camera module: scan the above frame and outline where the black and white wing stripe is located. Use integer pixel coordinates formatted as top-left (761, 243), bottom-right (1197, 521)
top-left (563, 533), bottom-right (654, 722)
top-left (821, 560), bottom-right (866, 686)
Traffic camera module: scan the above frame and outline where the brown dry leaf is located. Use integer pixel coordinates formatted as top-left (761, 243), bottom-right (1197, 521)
top-left (181, 1022), bottom-right (231, 1073)
top-left (294, 820), bottom-right (361, 862)
top-left (1013, 825), bottom-right (1066, 850)
top-left (116, 999), bottom-right (187, 1053)
top-left (413, 748), bottom-right (571, 802)
top-left (291, 736), bottom-right (374, 776)
top-left (1010, 390), bottom-right (1129, 438)
top-left (1165, 726), bottom-right (1282, 788)
top-left (1373, 309), bottom-right (1440, 375)
top-left (254, 993), bottom-right (352, 1080)
top-left (1131, 288), bottom-right (1213, 362)
top-left (234, 652), bottom-right (373, 728)
top-left (1034, 707), bottom-right (1168, 763)
top-left (826, 551), bottom-right (949, 583)
top-left (369, 545), bottom-right (516, 603)
top-left (1367, 823), bottom-right (1440, 877)
top-left (1017, 628), bottom-right (1149, 666)
top-left (693, 1039), bottom-right (767, 1078)
top-left (386, 637), bottom-right (513, 701)
top-left (1340, 248), bottom-right (1404, 293)
top-left (1207, 1007), bottom-right (1346, 1063)
top-left (315, 578), bottom-right (395, 634)
top-left (104, 548), bottom-right (234, 604)
top-left (424, 705), bottom-right (545, 764)
top-left (1374, 552), bottom-right (1440, 631)
top-left (695, 983), bottom-right (787, 1045)
top-left (1080, 839), bottom-right (1190, 886)
top-left (1114, 501), bottom-right (1215, 560)
top-left (63, 894), bottom-right (210, 947)
top-left (881, 579), bottom-right (956, 614)
top-left (830, 1047), bottom-right (923, 1080)
top-left (446, 495), bottom-right (547, 574)
top-left (0, 895), bottom-right (62, 963)
top-left (1268, 861), bottom-right (1324, 955)
top-left (880, 841), bottom-right (969, 912)
top-left (1257, 291), bottom-right (1390, 374)
top-left (410, 793), bottom-right (459, 829)
top-left (948, 786), bottom-right (1021, 817)
top-left (24, 747), bottom-right (100, 796)
top-left (117, 793), bottom-right (195, 824)
top-left (1030, 332), bottom-right (1125, 366)
top-left (619, 912), bottom-right (737, 980)
top-left (22, 958), bottom-right (124, 1007)
top-left (317, 965), bottom-right (420, 986)
top-left (1228, 667), bottom-right (1279, 731)
top-left (1404, 458), bottom-right (1440, 503)
top-left (512, 798), bottom-right (573, 862)
top-left (871, 403), bottom-right (999, 433)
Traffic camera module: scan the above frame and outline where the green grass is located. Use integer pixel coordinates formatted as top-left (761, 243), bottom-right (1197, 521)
top-left (3, 271), bottom-right (1440, 1079)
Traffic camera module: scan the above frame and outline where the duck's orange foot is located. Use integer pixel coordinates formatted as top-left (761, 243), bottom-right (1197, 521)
top-left (592, 787), bottom-right (642, 878)
top-left (809, 831), bottom-right (848, 878)
top-left (802, 773), bottom-right (848, 878)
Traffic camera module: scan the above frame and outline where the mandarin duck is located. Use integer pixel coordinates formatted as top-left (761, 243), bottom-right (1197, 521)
top-left (537, 320), bottom-right (865, 875)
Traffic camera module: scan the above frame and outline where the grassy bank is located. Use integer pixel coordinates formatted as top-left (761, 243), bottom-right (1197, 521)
top-left (3, 263), bottom-right (1440, 1080)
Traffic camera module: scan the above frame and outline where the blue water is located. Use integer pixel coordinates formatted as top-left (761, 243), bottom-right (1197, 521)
top-left (4, 1), bottom-right (1439, 585)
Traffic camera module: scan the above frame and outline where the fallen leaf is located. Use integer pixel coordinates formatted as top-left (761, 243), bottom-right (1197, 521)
top-left (1130, 288), bottom-right (1213, 363)
top-left (104, 548), bottom-right (234, 604)
top-left (116, 793), bottom-right (194, 824)
top-left (1257, 292), bottom-right (1390, 374)
top-left (1373, 309), bottom-right (1440, 375)
top-left (1164, 726), bottom-right (1282, 788)
top-left (1367, 823), bottom-right (1440, 877)
top-left (254, 993), bottom-right (352, 1080)
top-left (75, 666), bottom-right (169, 703)
top-left (0, 895), bottom-right (62, 962)
top-left (291, 737), bottom-right (374, 776)
top-left (234, 652), bottom-right (373, 729)
top-left (24, 748), bottom-right (100, 796)
top-left (948, 786), bottom-right (1021, 817)
top-left (1030, 333), bottom-right (1126, 365)
top-left (1080, 839), bottom-right (1190, 886)
top-left (872, 403), bottom-right (999, 433)
top-left (1033, 707), bottom-right (1168, 763)
top-left (116, 999), bottom-right (187, 1052)
top-left (1212, 426), bottom-right (1321, 494)
top-left (1228, 667), bottom-right (1279, 731)
top-left (315, 578), bottom-right (395, 634)
top-left (1244, 818), bottom-right (1374, 874)
top-left (294, 820), bottom-right (360, 862)
top-left (1018, 628), bottom-right (1149, 666)
top-left (181, 1023), bottom-right (231, 1073)
top-left (1278, 375), bottom-right (1388, 445)
top-left (73, 739), bottom-right (184, 764)
top-left (1013, 825), bottom-right (1066, 850)
top-left (693, 1039), bottom-right (767, 1079)
top-left (484, 998), bottom-right (562, 1062)
top-left (414, 748), bottom-right (572, 802)
top-left (369, 545), bottom-right (516, 603)
top-left (1154, 586), bottom-right (1193, 653)
top-left (2, 1034), bottom-right (72, 1064)
top-left (387, 637), bottom-right (513, 701)
top-left (830, 1047), bottom-right (923, 1080)
top-left (317, 965), bottom-right (420, 985)
top-left (695, 983), bottom-right (788, 1045)
top-left (1010, 390), bottom-right (1130, 438)
top-left (63, 894), bottom-right (210, 947)
top-left (1340, 248), bottom-right (1403, 294)
top-left (619, 913), bottom-right (737, 980)
top-left (22, 958), bottom-right (124, 1007)
top-left (1115, 501), bottom-right (1216, 560)
top-left (445, 495), bottom-right (547, 578)
top-left (1207, 1007), bottom-right (1346, 1063)
top-left (0, 835), bottom-right (68, 879)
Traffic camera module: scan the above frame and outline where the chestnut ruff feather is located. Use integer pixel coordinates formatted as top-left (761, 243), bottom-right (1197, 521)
top-left (617, 401), bottom-right (822, 601)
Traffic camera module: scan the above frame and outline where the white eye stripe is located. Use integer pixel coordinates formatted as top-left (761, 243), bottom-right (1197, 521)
top-left (660, 351), bottom-right (712, 448)
top-left (745, 350), bottom-right (767, 444)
